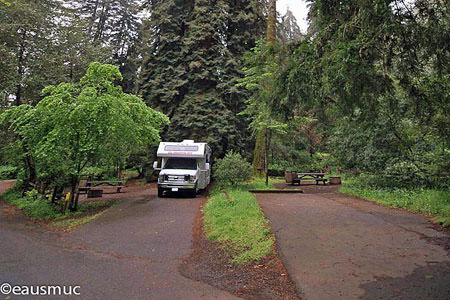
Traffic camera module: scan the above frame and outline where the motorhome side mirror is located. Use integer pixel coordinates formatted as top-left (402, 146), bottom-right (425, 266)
top-left (205, 163), bottom-right (210, 170)
top-left (153, 161), bottom-right (160, 170)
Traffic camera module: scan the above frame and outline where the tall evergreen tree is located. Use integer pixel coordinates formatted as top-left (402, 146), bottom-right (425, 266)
top-left (110, 0), bottom-right (142, 93)
top-left (70, 0), bottom-right (143, 92)
top-left (0, 0), bottom-right (61, 105)
top-left (219, 0), bottom-right (266, 156)
top-left (139, 0), bottom-right (265, 157)
top-left (167, 0), bottom-right (237, 156)
top-left (280, 9), bottom-right (304, 43)
top-left (138, 0), bottom-right (193, 116)
top-left (54, 7), bottom-right (111, 84)
top-left (222, 0), bottom-right (266, 112)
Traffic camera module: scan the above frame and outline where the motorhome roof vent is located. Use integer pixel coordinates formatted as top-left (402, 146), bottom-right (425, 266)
top-left (182, 140), bottom-right (195, 143)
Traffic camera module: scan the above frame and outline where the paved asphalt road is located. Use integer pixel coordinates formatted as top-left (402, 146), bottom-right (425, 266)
top-left (257, 189), bottom-right (450, 300)
top-left (0, 181), bottom-right (240, 300)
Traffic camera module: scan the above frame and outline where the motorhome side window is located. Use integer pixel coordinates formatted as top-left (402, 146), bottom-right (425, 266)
top-left (164, 158), bottom-right (197, 170)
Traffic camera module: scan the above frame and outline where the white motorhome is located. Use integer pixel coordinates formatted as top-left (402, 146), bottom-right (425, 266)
top-left (153, 140), bottom-right (211, 197)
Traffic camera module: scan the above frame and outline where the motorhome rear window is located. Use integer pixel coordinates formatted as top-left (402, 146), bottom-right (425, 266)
top-left (164, 145), bottom-right (199, 151)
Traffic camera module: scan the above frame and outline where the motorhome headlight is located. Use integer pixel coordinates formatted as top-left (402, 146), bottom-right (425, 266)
top-left (184, 175), bottom-right (196, 183)
top-left (158, 174), bottom-right (166, 182)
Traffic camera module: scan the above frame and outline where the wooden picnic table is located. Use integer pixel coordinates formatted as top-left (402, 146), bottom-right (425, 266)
top-left (286, 171), bottom-right (328, 185)
top-left (85, 180), bottom-right (123, 187)
top-left (296, 173), bottom-right (325, 179)
top-left (79, 180), bottom-right (124, 198)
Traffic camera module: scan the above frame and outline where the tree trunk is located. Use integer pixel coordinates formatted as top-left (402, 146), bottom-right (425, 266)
top-left (94, 1), bottom-right (110, 42)
top-left (252, 0), bottom-right (277, 179)
top-left (88, 0), bottom-right (100, 36)
top-left (15, 30), bottom-right (27, 106)
top-left (267, 0), bottom-right (277, 44)
top-left (137, 167), bottom-right (145, 179)
top-left (69, 175), bottom-right (80, 211)
top-left (252, 130), bottom-right (265, 177)
top-left (117, 162), bottom-right (123, 179)
top-left (264, 128), bottom-right (269, 186)
top-left (15, 84), bottom-right (22, 107)
top-left (22, 143), bottom-right (36, 194)
top-left (51, 186), bottom-right (58, 204)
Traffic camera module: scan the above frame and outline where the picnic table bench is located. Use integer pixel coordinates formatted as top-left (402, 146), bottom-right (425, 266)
top-left (286, 172), bottom-right (328, 185)
top-left (79, 180), bottom-right (124, 198)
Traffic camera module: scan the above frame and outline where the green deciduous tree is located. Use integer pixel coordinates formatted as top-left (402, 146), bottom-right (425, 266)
top-left (1, 63), bottom-right (169, 210)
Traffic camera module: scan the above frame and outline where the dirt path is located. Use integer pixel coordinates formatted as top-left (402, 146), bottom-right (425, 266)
top-left (0, 179), bottom-right (15, 195)
top-left (257, 186), bottom-right (450, 300)
top-left (0, 180), bottom-right (241, 300)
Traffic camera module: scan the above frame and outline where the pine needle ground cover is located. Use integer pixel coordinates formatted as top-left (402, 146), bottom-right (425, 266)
top-left (340, 185), bottom-right (450, 228)
top-left (203, 178), bottom-right (283, 264)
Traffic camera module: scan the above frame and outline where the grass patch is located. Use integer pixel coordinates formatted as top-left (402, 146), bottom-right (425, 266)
top-left (203, 177), bottom-right (283, 264)
top-left (230, 176), bottom-right (285, 191)
top-left (51, 211), bottom-right (105, 231)
top-left (340, 185), bottom-right (450, 227)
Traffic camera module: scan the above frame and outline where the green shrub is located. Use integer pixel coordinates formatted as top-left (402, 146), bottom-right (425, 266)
top-left (214, 151), bottom-right (251, 186)
top-left (0, 165), bottom-right (18, 179)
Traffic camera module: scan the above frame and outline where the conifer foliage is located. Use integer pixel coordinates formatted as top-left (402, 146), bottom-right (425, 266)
top-left (139, 0), bottom-right (193, 116)
top-left (70, 0), bottom-right (143, 93)
top-left (138, 0), bottom-right (266, 157)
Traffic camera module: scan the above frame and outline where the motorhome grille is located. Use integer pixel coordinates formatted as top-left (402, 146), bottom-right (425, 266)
top-left (168, 175), bottom-right (185, 181)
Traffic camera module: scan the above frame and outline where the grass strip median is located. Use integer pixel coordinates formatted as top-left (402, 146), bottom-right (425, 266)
top-left (203, 178), bottom-right (283, 264)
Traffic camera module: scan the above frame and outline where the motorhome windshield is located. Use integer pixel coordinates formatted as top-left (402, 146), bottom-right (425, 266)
top-left (164, 158), bottom-right (197, 170)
